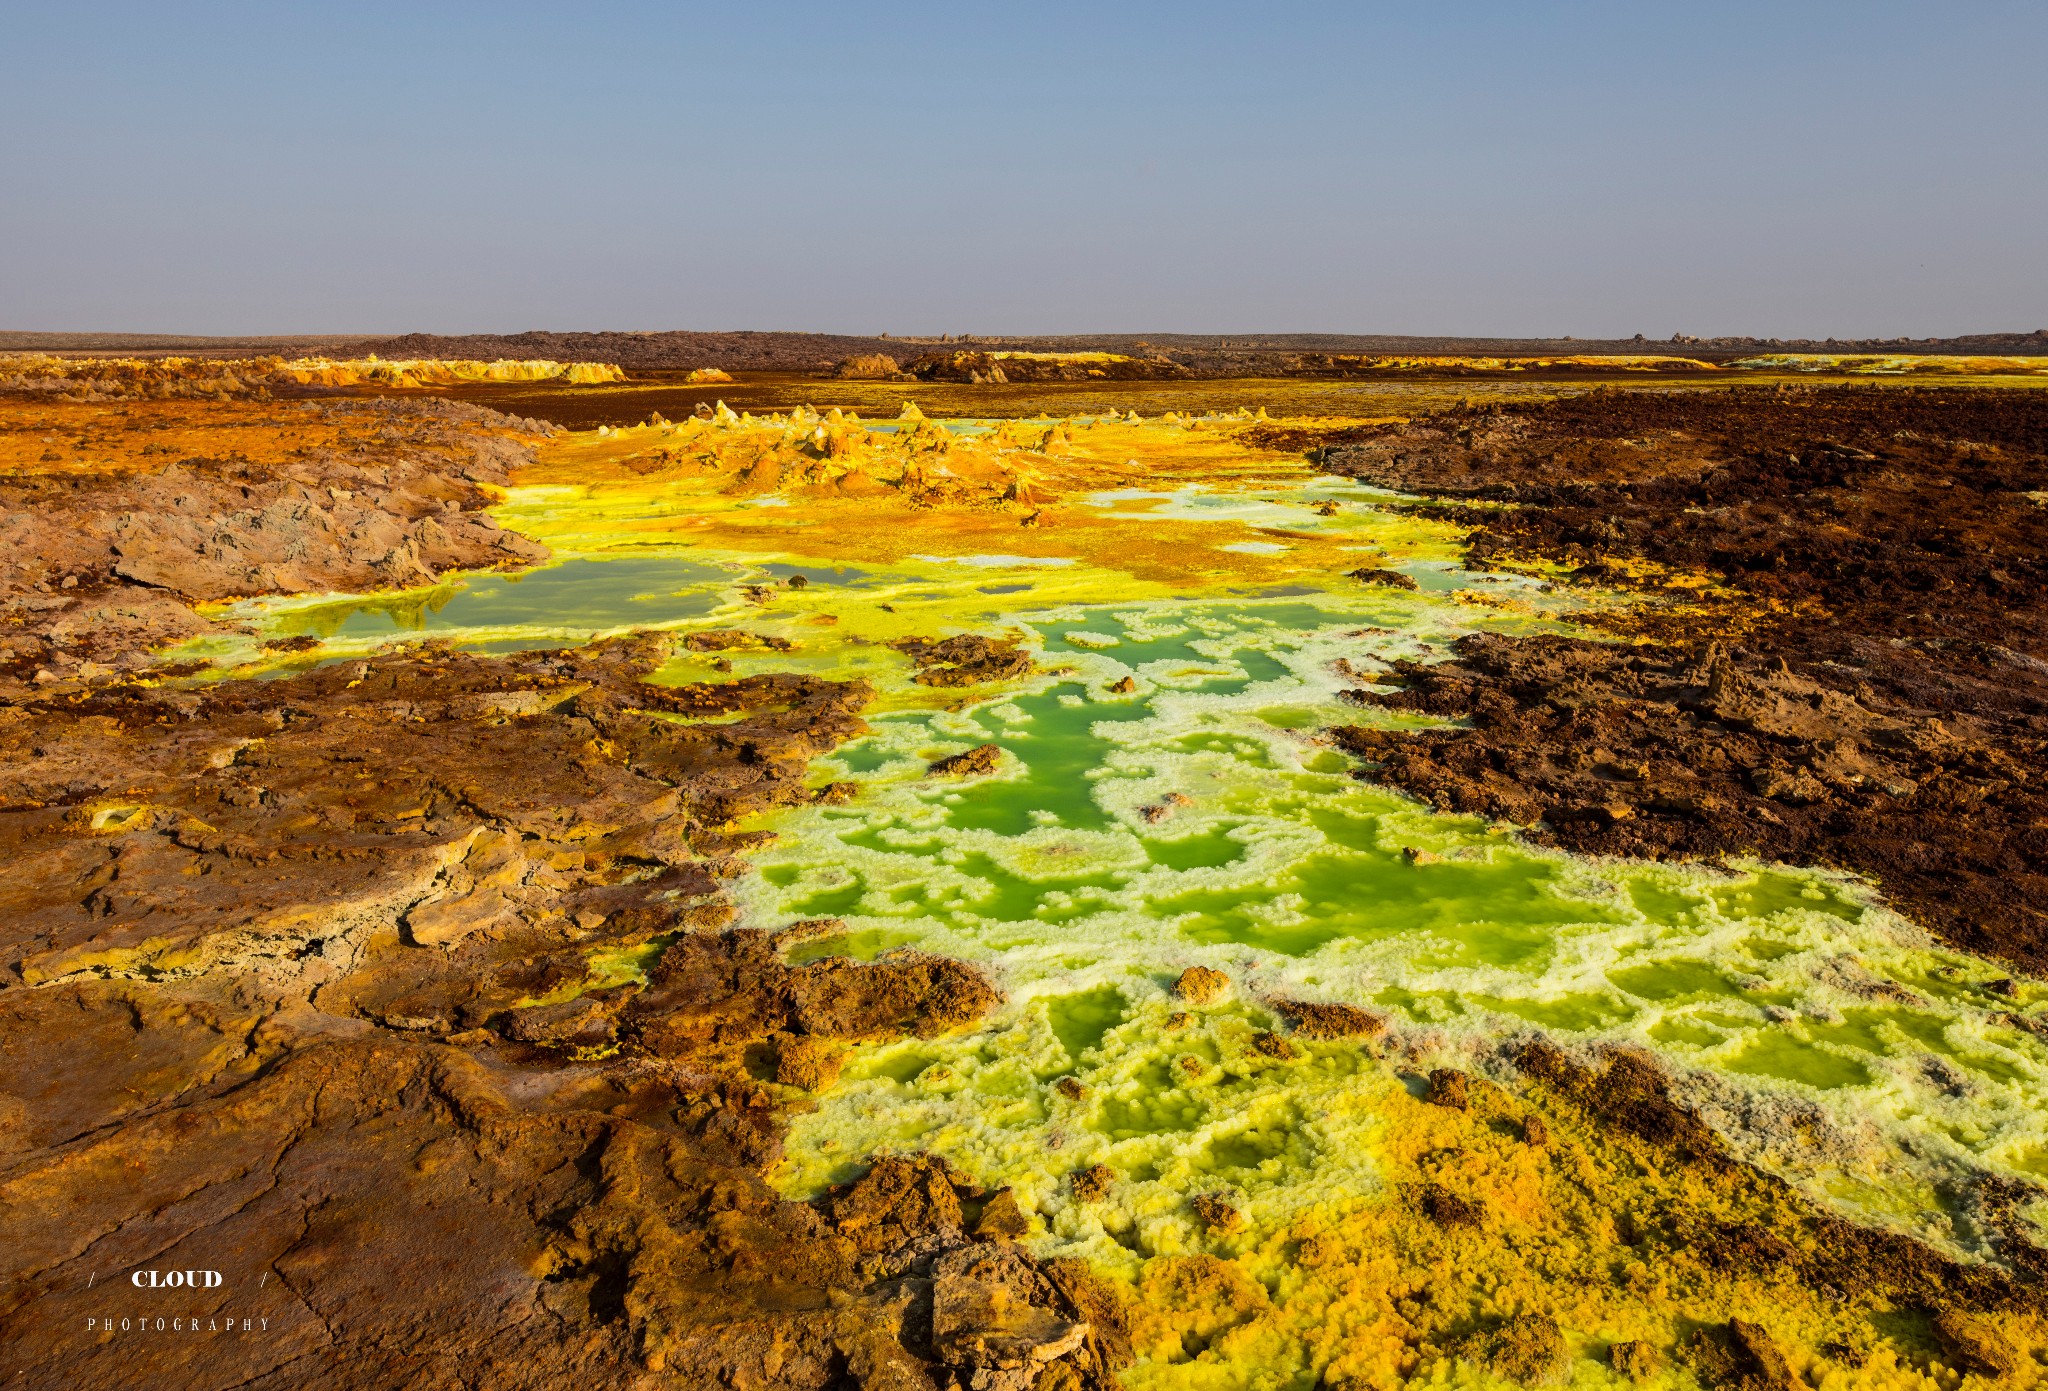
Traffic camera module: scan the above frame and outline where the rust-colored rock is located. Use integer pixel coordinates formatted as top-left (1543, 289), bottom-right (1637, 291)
top-left (833, 353), bottom-right (901, 380)
top-left (684, 627), bottom-right (795, 652)
top-left (1417, 1183), bottom-right (1481, 1228)
top-left (1190, 1194), bottom-right (1246, 1234)
top-left (622, 926), bottom-right (1000, 1060)
top-left (1274, 998), bottom-right (1384, 1040)
top-left (812, 1156), bottom-right (1126, 1387)
top-left (1172, 965), bottom-right (1230, 1004)
top-left (931, 1244), bottom-right (1090, 1371)
top-left (1426, 1067), bottom-right (1470, 1110)
top-left (890, 633), bottom-right (1036, 686)
top-left (774, 1034), bottom-right (843, 1091)
top-left (1610, 1339), bottom-right (1663, 1380)
top-left (975, 1188), bottom-right (1031, 1241)
top-left (1688, 1319), bottom-right (1796, 1391)
top-left (1518, 1042), bottom-right (1726, 1162)
top-left (929, 742), bottom-right (1003, 777)
top-left (1932, 1309), bottom-right (2019, 1378)
top-left (1140, 790), bottom-right (1194, 823)
top-left (1470, 1315), bottom-right (1567, 1384)
top-left (827, 1153), bottom-right (970, 1251)
top-left (1319, 386), bottom-right (2048, 971)
top-left (1252, 1030), bottom-right (1298, 1060)
top-left (1070, 1164), bottom-right (1116, 1203)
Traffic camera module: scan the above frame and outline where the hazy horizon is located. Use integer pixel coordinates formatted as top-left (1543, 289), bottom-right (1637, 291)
top-left (5, 327), bottom-right (2041, 347)
top-left (6, 2), bottom-right (2044, 340)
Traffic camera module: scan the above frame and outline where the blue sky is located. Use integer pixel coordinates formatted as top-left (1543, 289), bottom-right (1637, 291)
top-left (4, 2), bottom-right (2043, 337)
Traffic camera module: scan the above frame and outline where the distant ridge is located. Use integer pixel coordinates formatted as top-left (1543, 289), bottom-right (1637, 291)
top-left (0, 332), bottom-right (366, 356)
top-left (7, 328), bottom-right (2045, 369)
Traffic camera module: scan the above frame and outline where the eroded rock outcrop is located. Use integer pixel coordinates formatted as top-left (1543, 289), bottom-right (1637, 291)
top-left (1317, 386), bottom-right (2048, 970)
top-left (890, 634), bottom-right (1037, 687)
top-left (0, 630), bottom-right (1114, 1388)
top-left (0, 395), bottom-right (550, 693)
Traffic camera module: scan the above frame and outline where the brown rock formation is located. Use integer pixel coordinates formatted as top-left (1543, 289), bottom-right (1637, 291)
top-left (0, 628), bottom-right (1121, 1387)
top-left (1425, 1069), bottom-right (1470, 1110)
top-left (1069, 1165), bottom-right (1116, 1204)
top-left (684, 628), bottom-right (796, 652)
top-left (1189, 1194), bottom-right (1246, 1235)
top-left (1345, 567), bottom-right (1418, 590)
top-left (1466, 1314), bottom-right (1567, 1384)
top-left (928, 743), bottom-right (1003, 777)
top-left (1316, 385), bottom-right (2048, 970)
top-left (889, 633), bottom-right (1036, 687)
top-left (1610, 1339), bottom-right (1663, 1380)
top-left (1273, 999), bottom-right (1384, 1040)
top-left (0, 396), bottom-right (550, 692)
top-left (1170, 966), bottom-right (1230, 1005)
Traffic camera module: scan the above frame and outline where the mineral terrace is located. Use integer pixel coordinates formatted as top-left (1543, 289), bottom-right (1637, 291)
top-left (4, 344), bottom-right (2048, 1391)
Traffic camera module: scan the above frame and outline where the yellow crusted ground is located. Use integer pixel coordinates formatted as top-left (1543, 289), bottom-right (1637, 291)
top-left (45, 381), bottom-right (2048, 1388)
top-left (0, 396), bottom-right (525, 476)
top-left (1725, 355), bottom-right (2048, 377)
top-left (1108, 1053), bottom-right (2042, 1391)
top-left (1306, 354), bottom-right (1719, 374)
top-left (269, 357), bottom-right (625, 386)
top-left (0, 352), bottom-right (624, 391)
top-left (508, 403), bottom-right (1438, 593)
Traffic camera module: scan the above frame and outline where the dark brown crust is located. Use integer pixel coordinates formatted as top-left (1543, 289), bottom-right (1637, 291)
top-left (1319, 385), bottom-right (2048, 971)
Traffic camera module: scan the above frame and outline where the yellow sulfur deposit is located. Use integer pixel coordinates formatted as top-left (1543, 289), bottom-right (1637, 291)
top-left (1725, 354), bottom-right (2048, 377)
top-left (267, 356), bottom-right (626, 386)
top-left (0, 352), bottom-right (625, 396)
top-left (156, 399), bottom-right (2048, 1391)
top-left (501, 403), bottom-right (1449, 596)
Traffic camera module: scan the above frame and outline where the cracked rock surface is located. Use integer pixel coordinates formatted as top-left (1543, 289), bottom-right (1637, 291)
top-left (1314, 385), bottom-right (2048, 971)
top-left (0, 387), bottom-right (1120, 1391)
top-left (0, 395), bottom-right (550, 693)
